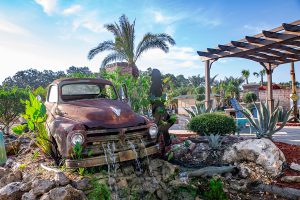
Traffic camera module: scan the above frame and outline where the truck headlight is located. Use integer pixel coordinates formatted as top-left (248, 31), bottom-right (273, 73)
top-left (149, 125), bottom-right (158, 139)
top-left (71, 133), bottom-right (84, 145)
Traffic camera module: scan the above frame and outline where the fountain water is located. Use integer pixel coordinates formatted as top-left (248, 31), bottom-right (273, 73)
top-left (127, 140), bottom-right (142, 174)
top-left (140, 139), bottom-right (153, 175)
top-left (102, 142), bottom-right (119, 200)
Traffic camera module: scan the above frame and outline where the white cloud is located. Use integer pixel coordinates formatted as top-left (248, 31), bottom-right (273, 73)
top-left (151, 10), bottom-right (184, 24)
top-left (136, 46), bottom-right (202, 76)
top-left (63, 4), bottom-right (82, 15)
top-left (72, 13), bottom-right (105, 33)
top-left (35, 0), bottom-right (57, 15)
top-left (0, 19), bottom-right (29, 35)
top-left (243, 24), bottom-right (271, 34)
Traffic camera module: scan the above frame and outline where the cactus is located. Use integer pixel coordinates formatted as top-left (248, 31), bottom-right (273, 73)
top-left (239, 101), bottom-right (292, 138)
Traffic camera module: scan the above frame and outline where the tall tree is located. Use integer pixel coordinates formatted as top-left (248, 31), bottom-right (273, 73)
top-left (253, 69), bottom-right (266, 86)
top-left (87, 15), bottom-right (175, 77)
top-left (241, 69), bottom-right (250, 84)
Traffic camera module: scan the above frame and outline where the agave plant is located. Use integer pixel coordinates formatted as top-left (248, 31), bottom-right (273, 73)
top-left (184, 103), bottom-right (214, 118)
top-left (239, 101), bottom-right (292, 139)
top-left (207, 134), bottom-right (222, 150)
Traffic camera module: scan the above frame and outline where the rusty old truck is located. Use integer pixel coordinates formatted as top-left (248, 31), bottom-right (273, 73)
top-left (45, 78), bottom-right (159, 168)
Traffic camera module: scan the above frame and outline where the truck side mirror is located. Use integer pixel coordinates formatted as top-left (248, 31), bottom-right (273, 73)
top-left (119, 84), bottom-right (129, 103)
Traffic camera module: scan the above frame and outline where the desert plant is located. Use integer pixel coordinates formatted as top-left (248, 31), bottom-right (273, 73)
top-left (239, 101), bottom-right (292, 138)
top-left (188, 113), bottom-right (236, 135)
top-left (88, 14), bottom-right (175, 78)
top-left (0, 86), bottom-right (29, 134)
top-left (243, 92), bottom-right (257, 104)
top-left (207, 134), bottom-right (222, 150)
top-left (204, 178), bottom-right (228, 200)
top-left (72, 142), bottom-right (83, 160)
top-left (88, 178), bottom-right (111, 200)
top-left (0, 132), bottom-right (7, 165)
top-left (12, 93), bottom-right (51, 155)
top-left (184, 103), bottom-right (214, 118)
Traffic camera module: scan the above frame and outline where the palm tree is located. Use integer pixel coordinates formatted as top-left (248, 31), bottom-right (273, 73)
top-left (88, 15), bottom-right (176, 77)
top-left (253, 69), bottom-right (266, 86)
top-left (241, 69), bottom-right (250, 84)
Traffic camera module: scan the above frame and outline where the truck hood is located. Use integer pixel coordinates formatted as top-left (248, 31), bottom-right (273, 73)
top-left (56, 99), bottom-right (147, 129)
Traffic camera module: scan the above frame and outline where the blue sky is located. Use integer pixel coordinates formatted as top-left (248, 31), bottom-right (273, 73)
top-left (0, 0), bottom-right (299, 83)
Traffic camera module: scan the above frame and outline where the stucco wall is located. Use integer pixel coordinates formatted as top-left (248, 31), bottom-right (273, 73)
top-left (259, 88), bottom-right (300, 109)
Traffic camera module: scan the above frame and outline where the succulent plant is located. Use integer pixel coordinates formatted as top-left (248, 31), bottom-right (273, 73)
top-left (207, 134), bottom-right (222, 150)
top-left (184, 103), bottom-right (214, 118)
top-left (239, 101), bottom-right (292, 139)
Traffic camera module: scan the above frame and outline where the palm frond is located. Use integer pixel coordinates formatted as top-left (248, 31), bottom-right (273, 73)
top-left (134, 33), bottom-right (175, 61)
top-left (87, 41), bottom-right (115, 60)
top-left (101, 53), bottom-right (126, 68)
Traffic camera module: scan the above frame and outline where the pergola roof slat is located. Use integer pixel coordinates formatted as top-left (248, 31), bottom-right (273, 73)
top-left (197, 20), bottom-right (300, 64)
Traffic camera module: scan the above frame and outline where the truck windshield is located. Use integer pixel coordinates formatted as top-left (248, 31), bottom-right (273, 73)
top-left (61, 83), bottom-right (118, 101)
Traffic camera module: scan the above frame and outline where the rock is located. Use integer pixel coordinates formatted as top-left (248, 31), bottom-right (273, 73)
top-left (281, 176), bottom-right (300, 183)
top-left (121, 165), bottom-right (135, 175)
top-left (41, 185), bottom-right (87, 200)
top-left (290, 162), bottom-right (300, 172)
top-left (117, 178), bottom-right (128, 188)
top-left (0, 167), bottom-right (7, 179)
top-left (161, 161), bottom-right (178, 181)
top-left (54, 172), bottom-right (70, 186)
top-left (191, 143), bottom-right (209, 162)
top-left (0, 170), bottom-right (22, 188)
top-left (4, 158), bottom-right (15, 168)
top-left (229, 179), bottom-right (249, 192)
top-left (71, 177), bottom-right (90, 190)
top-left (0, 182), bottom-right (23, 200)
top-left (22, 173), bottom-right (36, 183)
top-left (223, 138), bottom-right (285, 177)
top-left (20, 182), bottom-right (32, 192)
top-left (22, 191), bottom-right (37, 200)
top-left (31, 179), bottom-right (55, 196)
top-left (5, 140), bottom-right (21, 155)
top-left (156, 189), bottom-right (168, 200)
top-left (149, 159), bottom-right (165, 171)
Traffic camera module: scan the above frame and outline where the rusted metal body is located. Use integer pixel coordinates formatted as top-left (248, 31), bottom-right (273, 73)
top-left (45, 78), bottom-right (159, 168)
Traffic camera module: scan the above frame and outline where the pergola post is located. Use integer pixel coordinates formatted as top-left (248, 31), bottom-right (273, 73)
top-left (205, 60), bottom-right (211, 109)
top-left (266, 63), bottom-right (274, 112)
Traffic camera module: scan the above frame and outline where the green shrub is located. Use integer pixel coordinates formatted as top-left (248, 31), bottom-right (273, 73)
top-left (0, 86), bottom-right (29, 134)
top-left (188, 113), bottom-right (236, 135)
top-left (87, 178), bottom-right (110, 200)
top-left (12, 93), bottom-right (51, 155)
top-left (204, 178), bottom-right (228, 200)
top-left (243, 92), bottom-right (257, 104)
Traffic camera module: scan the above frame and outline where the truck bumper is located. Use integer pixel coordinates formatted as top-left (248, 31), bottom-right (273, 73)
top-left (65, 144), bottom-right (159, 168)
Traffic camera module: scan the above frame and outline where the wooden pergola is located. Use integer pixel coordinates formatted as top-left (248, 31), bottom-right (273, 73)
top-left (197, 20), bottom-right (300, 112)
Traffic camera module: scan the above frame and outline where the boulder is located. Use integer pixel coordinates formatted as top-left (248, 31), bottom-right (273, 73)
top-left (161, 161), bottom-right (179, 181)
top-left (0, 182), bottom-right (23, 200)
top-left (41, 185), bottom-right (87, 200)
top-left (54, 172), bottom-right (70, 186)
top-left (223, 138), bottom-right (285, 177)
top-left (21, 191), bottom-right (37, 200)
top-left (20, 182), bottom-right (32, 192)
top-left (0, 170), bottom-right (22, 188)
top-left (31, 179), bottom-right (55, 196)
top-left (71, 177), bottom-right (90, 190)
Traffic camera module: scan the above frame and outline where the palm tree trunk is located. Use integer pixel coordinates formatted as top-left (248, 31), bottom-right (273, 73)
top-left (261, 76), bottom-right (263, 86)
top-left (130, 64), bottom-right (139, 78)
top-left (246, 78), bottom-right (249, 84)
